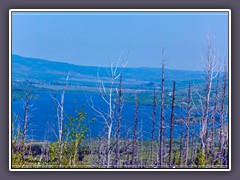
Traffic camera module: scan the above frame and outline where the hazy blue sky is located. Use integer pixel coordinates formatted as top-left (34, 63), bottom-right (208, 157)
top-left (12, 11), bottom-right (229, 70)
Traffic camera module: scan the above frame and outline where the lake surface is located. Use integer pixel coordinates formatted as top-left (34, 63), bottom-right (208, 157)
top-left (12, 91), bottom-right (197, 141)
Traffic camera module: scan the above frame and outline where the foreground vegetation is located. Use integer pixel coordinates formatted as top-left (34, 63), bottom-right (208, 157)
top-left (12, 138), bottom-right (227, 169)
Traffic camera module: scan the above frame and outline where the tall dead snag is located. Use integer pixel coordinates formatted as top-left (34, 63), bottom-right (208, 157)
top-left (150, 85), bottom-right (157, 167)
top-left (158, 48), bottom-right (165, 167)
top-left (210, 70), bottom-right (220, 165)
top-left (53, 72), bottom-right (70, 167)
top-left (200, 33), bottom-right (218, 154)
top-left (219, 62), bottom-right (227, 164)
top-left (184, 82), bottom-right (191, 166)
top-left (168, 80), bottom-right (176, 167)
top-left (21, 83), bottom-right (34, 145)
top-left (114, 72), bottom-right (123, 168)
top-left (131, 92), bottom-right (139, 168)
top-left (90, 56), bottom-right (127, 168)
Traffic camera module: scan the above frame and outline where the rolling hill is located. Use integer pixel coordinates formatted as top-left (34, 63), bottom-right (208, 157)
top-left (12, 54), bottom-right (204, 92)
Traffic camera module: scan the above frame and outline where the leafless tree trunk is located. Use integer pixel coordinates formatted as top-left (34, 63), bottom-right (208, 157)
top-left (150, 85), bottom-right (157, 167)
top-left (168, 80), bottom-right (176, 167)
top-left (178, 98), bottom-right (185, 166)
top-left (131, 92), bottom-right (139, 168)
top-left (115, 72), bottom-right (123, 168)
top-left (158, 48), bottom-right (165, 167)
top-left (90, 57), bottom-right (127, 168)
top-left (200, 33), bottom-right (218, 154)
top-left (21, 84), bottom-right (34, 145)
top-left (210, 70), bottom-right (220, 165)
top-left (184, 82), bottom-right (191, 166)
top-left (219, 62), bottom-right (227, 163)
top-left (52, 72), bottom-right (70, 167)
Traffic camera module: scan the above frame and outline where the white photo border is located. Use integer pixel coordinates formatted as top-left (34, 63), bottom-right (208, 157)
top-left (9, 9), bottom-right (231, 171)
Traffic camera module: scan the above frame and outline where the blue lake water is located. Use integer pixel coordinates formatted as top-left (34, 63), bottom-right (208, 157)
top-left (12, 91), bottom-right (197, 141)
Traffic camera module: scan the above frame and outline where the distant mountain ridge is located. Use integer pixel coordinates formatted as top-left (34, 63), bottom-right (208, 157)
top-left (12, 54), bottom-right (204, 84)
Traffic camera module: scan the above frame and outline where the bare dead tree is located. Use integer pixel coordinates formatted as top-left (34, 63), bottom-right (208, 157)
top-left (168, 80), bottom-right (176, 167)
top-left (210, 70), bottom-right (220, 165)
top-left (131, 92), bottom-right (139, 168)
top-left (158, 48), bottom-right (166, 167)
top-left (21, 84), bottom-right (34, 145)
top-left (90, 55), bottom-right (127, 168)
top-left (219, 62), bottom-right (227, 163)
top-left (150, 85), bottom-right (157, 167)
top-left (52, 72), bottom-right (70, 167)
top-left (114, 72), bottom-right (123, 168)
top-left (199, 33), bottom-right (218, 154)
top-left (184, 82), bottom-right (191, 166)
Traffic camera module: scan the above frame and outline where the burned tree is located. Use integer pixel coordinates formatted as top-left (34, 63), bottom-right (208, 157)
top-left (131, 92), bottom-right (139, 168)
top-left (150, 85), bottom-right (157, 167)
top-left (168, 80), bottom-right (176, 167)
top-left (21, 84), bottom-right (34, 145)
top-left (114, 72), bottom-right (123, 168)
top-left (52, 72), bottom-right (70, 167)
top-left (199, 33), bottom-right (218, 154)
top-left (90, 55), bottom-right (127, 168)
top-left (178, 98), bottom-right (184, 167)
top-left (210, 70), bottom-right (220, 165)
top-left (219, 62), bottom-right (228, 164)
top-left (184, 82), bottom-right (192, 166)
top-left (158, 48), bottom-right (166, 167)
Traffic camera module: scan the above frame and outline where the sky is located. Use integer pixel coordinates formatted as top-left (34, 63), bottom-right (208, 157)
top-left (12, 11), bottom-right (229, 71)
